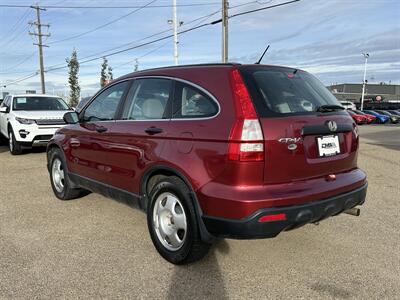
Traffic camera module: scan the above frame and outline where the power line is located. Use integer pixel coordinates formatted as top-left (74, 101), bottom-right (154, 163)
top-left (45, 22), bottom-right (212, 73)
top-left (3, 72), bottom-right (39, 87)
top-left (229, 0), bottom-right (299, 18)
top-left (0, 7), bottom-right (32, 42)
top-left (4, 0), bottom-right (300, 86)
top-left (48, 0), bottom-right (157, 45)
top-left (0, 2), bottom-right (221, 9)
top-left (0, 52), bottom-right (36, 73)
top-left (112, 40), bottom-right (171, 70)
top-left (26, 0), bottom-right (256, 67)
top-left (45, 7), bottom-right (225, 69)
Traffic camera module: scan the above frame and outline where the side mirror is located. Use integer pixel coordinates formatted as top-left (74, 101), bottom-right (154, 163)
top-left (0, 106), bottom-right (9, 113)
top-left (63, 111), bottom-right (79, 124)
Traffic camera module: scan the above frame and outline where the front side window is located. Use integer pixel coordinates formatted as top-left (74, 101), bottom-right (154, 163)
top-left (12, 97), bottom-right (69, 111)
top-left (122, 78), bottom-right (171, 120)
top-left (83, 81), bottom-right (129, 122)
top-left (172, 82), bottom-right (218, 119)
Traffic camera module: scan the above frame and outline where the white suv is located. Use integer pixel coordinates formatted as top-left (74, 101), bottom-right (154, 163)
top-left (0, 94), bottom-right (72, 154)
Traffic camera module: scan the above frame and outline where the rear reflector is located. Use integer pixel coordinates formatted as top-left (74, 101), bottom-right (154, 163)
top-left (258, 214), bottom-right (287, 222)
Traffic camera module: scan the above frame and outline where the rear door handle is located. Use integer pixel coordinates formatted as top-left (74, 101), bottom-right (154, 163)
top-left (145, 127), bottom-right (163, 135)
top-left (95, 126), bottom-right (108, 133)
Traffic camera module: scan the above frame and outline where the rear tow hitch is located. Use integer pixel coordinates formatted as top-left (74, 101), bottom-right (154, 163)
top-left (344, 207), bottom-right (361, 216)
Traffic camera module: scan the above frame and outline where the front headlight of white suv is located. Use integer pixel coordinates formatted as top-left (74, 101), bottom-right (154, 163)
top-left (15, 117), bottom-right (36, 125)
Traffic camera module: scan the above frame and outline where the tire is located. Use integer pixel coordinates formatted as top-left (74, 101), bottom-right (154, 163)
top-left (8, 128), bottom-right (23, 155)
top-left (48, 148), bottom-right (87, 200)
top-left (147, 176), bottom-right (211, 264)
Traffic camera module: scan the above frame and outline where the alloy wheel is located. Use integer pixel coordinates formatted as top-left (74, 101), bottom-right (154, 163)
top-left (153, 192), bottom-right (187, 251)
top-left (52, 158), bottom-right (65, 193)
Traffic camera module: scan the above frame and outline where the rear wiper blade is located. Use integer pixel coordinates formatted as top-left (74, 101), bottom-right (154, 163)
top-left (316, 105), bottom-right (345, 112)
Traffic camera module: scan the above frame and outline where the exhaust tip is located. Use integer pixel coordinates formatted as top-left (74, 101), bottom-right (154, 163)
top-left (344, 207), bottom-right (361, 216)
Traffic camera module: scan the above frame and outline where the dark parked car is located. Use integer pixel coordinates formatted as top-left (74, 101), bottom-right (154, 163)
top-left (46, 64), bottom-right (367, 264)
top-left (388, 110), bottom-right (400, 117)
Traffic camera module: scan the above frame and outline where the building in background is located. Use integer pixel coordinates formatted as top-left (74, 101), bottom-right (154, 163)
top-left (328, 83), bottom-right (400, 104)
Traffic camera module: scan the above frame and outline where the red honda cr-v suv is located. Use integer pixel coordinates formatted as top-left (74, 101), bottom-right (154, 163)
top-left (47, 64), bottom-right (367, 264)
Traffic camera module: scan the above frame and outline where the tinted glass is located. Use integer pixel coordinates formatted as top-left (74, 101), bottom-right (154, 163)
top-left (363, 110), bottom-right (376, 115)
top-left (12, 97), bottom-right (69, 111)
top-left (122, 78), bottom-right (171, 120)
top-left (75, 96), bottom-right (92, 113)
top-left (173, 82), bottom-right (218, 118)
top-left (375, 110), bottom-right (390, 116)
top-left (84, 81), bottom-right (128, 122)
top-left (240, 66), bottom-right (342, 117)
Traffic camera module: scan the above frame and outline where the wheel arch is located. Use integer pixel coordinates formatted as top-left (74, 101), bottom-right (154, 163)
top-left (46, 142), bottom-right (62, 171)
top-left (140, 165), bottom-right (215, 243)
top-left (46, 142), bottom-right (80, 189)
top-left (7, 121), bottom-right (12, 133)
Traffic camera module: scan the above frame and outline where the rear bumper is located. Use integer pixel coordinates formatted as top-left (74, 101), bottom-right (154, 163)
top-left (202, 183), bottom-right (367, 239)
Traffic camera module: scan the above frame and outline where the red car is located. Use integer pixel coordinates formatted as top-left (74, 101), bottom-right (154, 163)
top-left (47, 64), bottom-right (367, 264)
top-left (352, 110), bottom-right (376, 124)
top-left (347, 110), bottom-right (368, 125)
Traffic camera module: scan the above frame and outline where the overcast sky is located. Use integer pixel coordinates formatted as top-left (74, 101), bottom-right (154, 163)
top-left (0, 0), bottom-right (399, 96)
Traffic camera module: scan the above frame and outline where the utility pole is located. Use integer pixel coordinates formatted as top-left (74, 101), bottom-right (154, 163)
top-left (29, 5), bottom-right (50, 94)
top-left (222, 0), bottom-right (229, 63)
top-left (360, 53), bottom-right (369, 111)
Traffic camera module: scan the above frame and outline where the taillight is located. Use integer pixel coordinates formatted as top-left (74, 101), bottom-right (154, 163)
top-left (228, 69), bottom-right (264, 162)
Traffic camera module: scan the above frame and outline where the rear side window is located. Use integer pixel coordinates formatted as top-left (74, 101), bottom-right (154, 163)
top-left (240, 67), bottom-right (342, 117)
top-left (122, 78), bottom-right (172, 120)
top-left (83, 81), bottom-right (128, 122)
top-left (172, 82), bottom-right (218, 119)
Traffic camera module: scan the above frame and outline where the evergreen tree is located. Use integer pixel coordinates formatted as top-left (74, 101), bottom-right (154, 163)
top-left (100, 57), bottom-right (108, 87)
top-left (134, 59), bottom-right (139, 72)
top-left (66, 49), bottom-right (80, 107)
top-left (107, 66), bottom-right (113, 81)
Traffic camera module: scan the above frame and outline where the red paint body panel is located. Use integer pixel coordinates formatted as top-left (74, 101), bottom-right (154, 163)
top-left (50, 64), bottom-right (367, 223)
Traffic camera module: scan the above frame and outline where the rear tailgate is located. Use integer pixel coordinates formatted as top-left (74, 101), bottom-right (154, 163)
top-left (260, 114), bottom-right (357, 184)
top-left (238, 65), bottom-right (359, 184)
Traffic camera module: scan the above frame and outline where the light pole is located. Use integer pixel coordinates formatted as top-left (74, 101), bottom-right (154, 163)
top-left (168, 0), bottom-right (182, 65)
top-left (360, 53), bottom-right (369, 110)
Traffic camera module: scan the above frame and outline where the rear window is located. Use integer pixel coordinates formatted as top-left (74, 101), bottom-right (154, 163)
top-left (13, 97), bottom-right (70, 111)
top-left (240, 66), bottom-right (342, 117)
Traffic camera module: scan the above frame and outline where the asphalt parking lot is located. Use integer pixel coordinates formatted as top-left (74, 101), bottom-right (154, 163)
top-left (0, 125), bottom-right (399, 299)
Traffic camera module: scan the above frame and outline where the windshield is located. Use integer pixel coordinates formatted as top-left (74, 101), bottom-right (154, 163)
top-left (240, 66), bottom-right (342, 117)
top-left (13, 97), bottom-right (70, 111)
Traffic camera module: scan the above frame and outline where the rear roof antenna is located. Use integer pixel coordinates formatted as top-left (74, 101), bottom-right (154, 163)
top-left (255, 45), bottom-right (270, 64)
